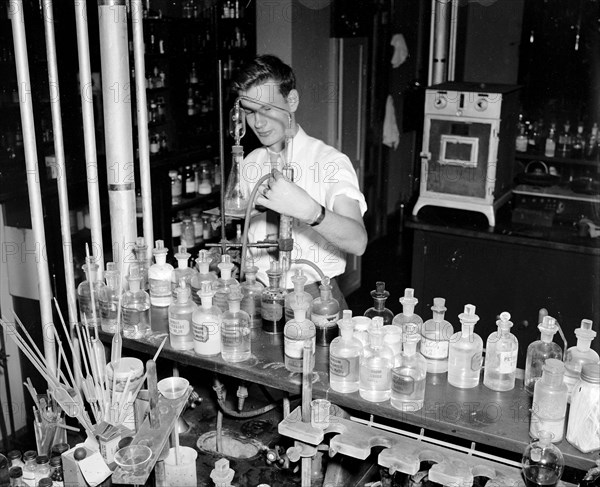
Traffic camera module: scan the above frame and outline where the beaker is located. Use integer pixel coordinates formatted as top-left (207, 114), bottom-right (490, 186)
top-left (164, 447), bottom-right (197, 487)
top-left (224, 145), bottom-right (250, 217)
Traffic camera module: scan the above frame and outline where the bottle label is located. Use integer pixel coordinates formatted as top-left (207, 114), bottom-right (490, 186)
top-left (169, 317), bottom-right (190, 335)
top-left (193, 320), bottom-right (219, 343)
top-left (149, 278), bottom-right (171, 297)
top-left (420, 337), bottom-right (448, 359)
top-left (498, 350), bottom-right (518, 374)
top-left (392, 371), bottom-right (415, 395)
top-left (311, 312), bottom-right (339, 327)
top-left (330, 355), bottom-right (358, 378)
top-left (186, 180), bottom-right (196, 193)
top-left (262, 302), bottom-right (283, 321)
top-left (365, 368), bottom-right (386, 383)
top-left (99, 300), bottom-right (117, 320)
top-left (222, 327), bottom-right (247, 346)
top-left (471, 352), bottom-right (483, 371)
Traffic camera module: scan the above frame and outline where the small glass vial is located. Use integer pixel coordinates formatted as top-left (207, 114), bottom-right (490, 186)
top-left (49, 456), bottom-right (64, 487)
top-left (192, 281), bottom-right (222, 356)
top-left (420, 298), bottom-right (454, 374)
top-left (240, 263), bottom-right (264, 329)
top-left (213, 254), bottom-right (239, 313)
top-left (77, 259), bottom-right (105, 328)
top-left (311, 277), bottom-right (340, 347)
top-left (98, 262), bottom-right (121, 333)
top-left (283, 299), bottom-right (316, 374)
top-left (221, 285), bottom-right (251, 362)
top-left (567, 363), bottom-right (600, 453)
top-left (191, 249), bottom-right (218, 306)
top-left (284, 269), bottom-right (313, 322)
top-left (192, 212), bottom-right (204, 246)
top-left (447, 304), bottom-right (483, 389)
top-left (392, 288), bottom-right (423, 346)
top-left (21, 451), bottom-right (36, 484)
top-left (522, 431), bottom-right (564, 487)
top-left (134, 236), bottom-right (151, 291)
top-left (261, 261), bottom-right (287, 334)
top-left (563, 319), bottom-right (599, 402)
top-left (7, 451), bottom-right (23, 470)
top-left (198, 161), bottom-right (212, 194)
top-left (38, 477), bottom-right (52, 487)
top-left (180, 217), bottom-right (195, 249)
top-left (148, 240), bottom-right (174, 307)
top-left (364, 281), bottom-right (394, 326)
top-left (329, 310), bottom-right (362, 393)
top-left (391, 324), bottom-right (427, 411)
top-left (169, 280), bottom-right (196, 351)
top-left (121, 266), bottom-right (151, 338)
top-left (9, 466), bottom-right (26, 487)
top-left (530, 358), bottom-right (568, 442)
top-left (35, 455), bottom-right (50, 484)
top-left (171, 246), bottom-right (197, 296)
top-left (169, 169), bottom-right (182, 205)
top-left (484, 312), bottom-right (519, 391)
top-left (524, 316), bottom-right (562, 395)
top-left (359, 317), bottom-right (395, 402)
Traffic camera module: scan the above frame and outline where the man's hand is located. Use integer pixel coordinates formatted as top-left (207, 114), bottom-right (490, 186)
top-left (255, 169), bottom-right (321, 224)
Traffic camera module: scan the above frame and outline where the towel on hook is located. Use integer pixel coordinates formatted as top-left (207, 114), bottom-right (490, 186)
top-left (391, 33), bottom-right (409, 68)
top-left (383, 95), bottom-right (400, 150)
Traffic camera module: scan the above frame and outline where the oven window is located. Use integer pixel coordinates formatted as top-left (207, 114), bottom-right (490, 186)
top-left (440, 135), bottom-right (479, 167)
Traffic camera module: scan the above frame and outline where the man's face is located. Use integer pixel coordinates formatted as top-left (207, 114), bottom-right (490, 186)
top-left (239, 81), bottom-right (293, 152)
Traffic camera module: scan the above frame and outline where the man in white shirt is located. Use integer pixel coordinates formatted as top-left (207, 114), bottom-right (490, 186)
top-left (232, 55), bottom-right (368, 307)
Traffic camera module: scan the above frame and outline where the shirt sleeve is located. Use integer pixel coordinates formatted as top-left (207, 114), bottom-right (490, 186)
top-left (322, 152), bottom-right (368, 216)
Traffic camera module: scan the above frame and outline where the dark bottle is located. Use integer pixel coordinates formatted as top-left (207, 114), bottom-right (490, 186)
top-left (364, 281), bottom-right (394, 325)
top-left (261, 261), bottom-right (287, 334)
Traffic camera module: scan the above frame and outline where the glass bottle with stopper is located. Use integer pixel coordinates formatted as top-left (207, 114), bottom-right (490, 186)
top-left (148, 240), bottom-right (173, 307)
top-left (221, 285), bottom-right (251, 363)
top-left (530, 359), bottom-right (568, 442)
top-left (261, 261), bottom-right (287, 334)
top-left (168, 278), bottom-right (196, 351)
top-left (285, 268), bottom-right (313, 322)
top-left (77, 256), bottom-right (105, 329)
top-left (420, 297), bottom-right (453, 374)
top-left (171, 246), bottom-right (197, 296)
top-left (364, 281), bottom-right (394, 326)
top-left (329, 310), bottom-right (362, 393)
top-left (98, 262), bottom-right (121, 333)
top-left (359, 316), bottom-right (395, 402)
top-left (192, 281), bottom-right (222, 356)
top-left (447, 304), bottom-right (483, 389)
top-left (283, 297), bottom-right (316, 374)
top-left (224, 102), bottom-right (250, 217)
top-left (563, 319), bottom-right (599, 402)
top-left (133, 237), bottom-right (151, 291)
top-left (391, 324), bottom-right (427, 411)
top-left (121, 265), bottom-right (151, 339)
top-left (191, 249), bottom-right (217, 305)
top-left (240, 260), bottom-right (264, 329)
top-left (213, 254), bottom-right (239, 313)
top-left (310, 276), bottom-right (340, 347)
top-left (392, 288), bottom-right (423, 341)
top-left (524, 316), bottom-right (562, 395)
top-left (522, 431), bottom-right (564, 487)
top-left (484, 311), bottom-right (519, 391)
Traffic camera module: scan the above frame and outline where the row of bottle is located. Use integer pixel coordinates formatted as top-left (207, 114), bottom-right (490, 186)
top-left (0, 443), bottom-right (68, 487)
top-left (516, 116), bottom-right (599, 160)
top-left (149, 131), bottom-right (169, 154)
top-left (169, 161), bottom-right (220, 204)
top-left (172, 212), bottom-right (222, 248)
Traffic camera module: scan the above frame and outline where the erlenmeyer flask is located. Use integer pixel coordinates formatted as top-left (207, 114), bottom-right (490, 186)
top-left (224, 145), bottom-right (250, 217)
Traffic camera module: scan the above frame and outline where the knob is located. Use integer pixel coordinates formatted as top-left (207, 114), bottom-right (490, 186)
top-left (433, 96), bottom-right (447, 109)
top-left (475, 98), bottom-right (488, 111)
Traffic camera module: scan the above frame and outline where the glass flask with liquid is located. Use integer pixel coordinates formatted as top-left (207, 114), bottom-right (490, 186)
top-left (524, 316), bottom-right (562, 395)
top-left (329, 310), bottom-right (362, 393)
top-left (563, 319), bottom-right (599, 402)
top-left (191, 249), bottom-right (217, 306)
top-left (284, 268), bottom-right (313, 322)
top-left (483, 311), bottom-right (519, 391)
top-left (359, 316), bottom-right (395, 402)
top-left (224, 146), bottom-right (249, 217)
top-left (392, 288), bottom-right (423, 340)
top-left (121, 265), bottom-right (151, 339)
top-left (77, 258), bottom-right (105, 329)
top-left (240, 262), bottom-right (264, 329)
top-left (148, 240), bottom-right (174, 307)
top-left (420, 297), bottom-right (454, 374)
top-left (311, 276), bottom-right (340, 346)
top-left (221, 285), bottom-right (251, 362)
top-left (447, 304), bottom-right (483, 389)
top-left (98, 262), bottom-right (121, 333)
top-left (283, 297), bottom-right (316, 374)
top-left (364, 281), bottom-right (394, 326)
top-left (530, 359), bottom-right (568, 442)
top-left (171, 246), bottom-right (197, 295)
top-left (522, 431), bottom-right (564, 487)
top-left (391, 324), bottom-right (427, 411)
top-left (192, 281), bottom-right (222, 356)
top-left (213, 254), bottom-right (239, 313)
top-left (168, 279), bottom-right (196, 351)
top-left (261, 261), bottom-right (287, 334)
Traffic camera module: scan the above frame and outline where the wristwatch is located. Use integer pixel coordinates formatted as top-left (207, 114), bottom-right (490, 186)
top-left (309, 204), bottom-right (326, 227)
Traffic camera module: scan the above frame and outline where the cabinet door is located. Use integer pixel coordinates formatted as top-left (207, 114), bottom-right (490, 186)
top-left (411, 229), bottom-right (600, 368)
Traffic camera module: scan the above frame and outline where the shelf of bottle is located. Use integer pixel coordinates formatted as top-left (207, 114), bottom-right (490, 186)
top-left (515, 152), bottom-right (600, 168)
top-left (147, 140), bottom-right (218, 170)
top-left (171, 192), bottom-right (219, 213)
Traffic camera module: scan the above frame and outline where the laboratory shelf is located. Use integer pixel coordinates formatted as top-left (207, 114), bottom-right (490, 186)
top-left (99, 316), bottom-right (599, 472)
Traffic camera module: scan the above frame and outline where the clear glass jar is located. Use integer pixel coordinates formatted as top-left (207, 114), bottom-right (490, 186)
top-left (122, 266), bottom-right (151, 338)
top-left (447, 305), bottom-right (483, 389)
top-left (261, 261), bottom-right (287, 334)
top-left (21, 451), bottom-right (37, 484)
top-left (192, 282), bottom-right (222, 356)
top-left (284, 269), bottom-right (313, 322)
top-left (310, 277), bottom-right (340, 347)
top-left (420, 297), bottom-right (453, 374)
top-left (6, 451), bottom-right (23, 469)
top-left (483, 312), bottom-right (519, 391)
top-left (77, 260), bottom-right (105, 329)
top-left (213, 255), bottom-right (239, 313)
top-left (35, 455), bottom-right (50, 483)
top-left (330, 310), bottom-right (362, 393)
top-left (191, 250), bottom-right (218, 306)
top-left (391, 325), bottom-right (427, 411)
top-left (284, 302), bottom-right (316, 374)
top-left (566, 363), bottom-right (600, 453)
top-left (240, 264), bottom-right (264, 329)
top-left (221, 287), bottom-right (251, 362)
top-left (392, 288), bottom-right (423, 343)
top-left (522, 430), bottom-right (564, 487)
top-left (524, 316), bottom-right (562, 395)
top-left (530, 359), bottom-right (568, 442)
top-left (169, 283), bottom-right (196, 351)
top-left (359, 317), bottom-right (395, 402)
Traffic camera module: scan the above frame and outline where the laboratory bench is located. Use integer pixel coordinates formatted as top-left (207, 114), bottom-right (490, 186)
top-left (99, 310), bottom-right (599, 475)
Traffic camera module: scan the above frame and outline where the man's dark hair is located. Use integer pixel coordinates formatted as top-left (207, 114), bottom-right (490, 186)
top-left (232, 54), bottom-right (296, 98)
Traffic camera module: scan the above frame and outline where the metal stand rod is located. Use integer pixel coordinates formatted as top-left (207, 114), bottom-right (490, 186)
top-left (218, 59), bottom-right (227, 251)
top-left (132, 0), bottom-right (153, 256)
top-left (10, 0), bottom-right (57, 375)
top-left (74, 0), bottom-right (104, 278)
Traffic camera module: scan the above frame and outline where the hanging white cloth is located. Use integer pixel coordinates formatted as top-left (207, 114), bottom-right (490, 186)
top-left (390, 33), bottom-right (409, 68)
top-left (383, 95), bottom-right (400, 150)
